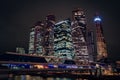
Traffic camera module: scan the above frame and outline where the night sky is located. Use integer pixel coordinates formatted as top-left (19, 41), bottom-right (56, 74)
top-left (0, 0), bottom-right (120, 61)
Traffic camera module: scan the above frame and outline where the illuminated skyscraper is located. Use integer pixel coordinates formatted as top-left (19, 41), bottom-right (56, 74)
top-left (94, 15), bottom-right (108, 60)
top-left (71, 9), bottom-right (89, 64)
top-left (43, 15), bottom-right (55, 56)
top-left (28, 15), bottom-right (55, 56)
top-left (29, 21), bottom-right (44, 55)
top-left (54, 19), bottom-right (74, 60)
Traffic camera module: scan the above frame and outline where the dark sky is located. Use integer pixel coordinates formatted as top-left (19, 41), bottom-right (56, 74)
top-left (0, 0), bottom-right (120, 61)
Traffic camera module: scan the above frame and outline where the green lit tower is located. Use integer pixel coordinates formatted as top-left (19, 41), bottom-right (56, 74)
top-left (54, 19), bottom-right (74, 60)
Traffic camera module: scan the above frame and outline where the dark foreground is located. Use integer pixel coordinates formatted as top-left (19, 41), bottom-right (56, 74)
top-left (0, 73), bottom-right (120, 80)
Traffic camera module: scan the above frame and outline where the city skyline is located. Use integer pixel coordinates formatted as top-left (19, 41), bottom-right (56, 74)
top-left (28, 9), bottom-right (91, 64)
top-left (28, 9), bottom-right (108, 64)
top-left (0, 0), bottom-right (120, 61)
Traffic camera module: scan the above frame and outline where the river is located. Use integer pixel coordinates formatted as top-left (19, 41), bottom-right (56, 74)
top-left (15, 75), bottom-right (77, 80)
top-left (5, 75), bottom-right (87, 80)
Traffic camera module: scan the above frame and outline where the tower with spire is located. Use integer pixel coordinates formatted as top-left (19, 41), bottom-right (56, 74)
top-left (94, 14), bottom-right (108, 61)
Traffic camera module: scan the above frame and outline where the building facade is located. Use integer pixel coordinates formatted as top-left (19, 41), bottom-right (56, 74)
top-left (54, 19), bottom-right (74, 60)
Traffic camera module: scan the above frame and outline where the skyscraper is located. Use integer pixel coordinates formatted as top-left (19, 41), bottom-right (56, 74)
top-left (54, 19), bottom-right (74, 60)
top-left (43, 15), bottom-right (55, 56)
top-left (71, 9), bottom-right (89, 64)
top-left (94, 15), bottom-right (108, 60)
top-left (87, 30), bottom-right (95, 62)
top-left (29, 21), bottom-right (44, 55)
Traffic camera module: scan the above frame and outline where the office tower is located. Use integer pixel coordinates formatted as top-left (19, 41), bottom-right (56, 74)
top-left (72, 9), bottom-right (89, 64)
top-left (43, 15), bottom-right (55, 56)
top-left (29, 21), bottom-right (44, 55)
top-left (54, 19), bottom-right (74, 60)
top-left (94, 15), bottom-right (108, 60)
top-left (87, 30), bottom-right (96, 62)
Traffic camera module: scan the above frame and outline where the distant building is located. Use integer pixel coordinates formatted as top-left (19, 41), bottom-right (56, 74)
top-left (94, 15), bottom-right (108, 60)
top-left (71, 9), bottom-right (89, 64)
top-left (16, 47), bottom-right (25, 54)
top-left (54, 19), bottom-right (74, 60)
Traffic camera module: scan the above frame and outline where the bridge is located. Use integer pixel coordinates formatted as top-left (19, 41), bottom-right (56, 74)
top-left (0, 52), bottom-right (120, 80)
top-left (0, 52), bottom-right (94, 75)
top-left (0, 60), bottom-right (93, 75)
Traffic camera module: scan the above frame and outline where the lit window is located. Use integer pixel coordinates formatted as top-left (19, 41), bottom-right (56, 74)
top-left (78, 11), bottom-right (81, 15)
top-left (74, 13), bottom-right (78, 15)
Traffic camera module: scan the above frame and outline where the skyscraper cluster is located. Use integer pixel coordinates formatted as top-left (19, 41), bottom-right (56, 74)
top-left (28, 8), bottom-right (108, 64)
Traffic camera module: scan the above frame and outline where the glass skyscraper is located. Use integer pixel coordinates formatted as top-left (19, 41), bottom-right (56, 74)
top-left (87, 30), bottom-right (95, 62)
top-left (29, 21), bottom-right (44, 55)
top-left (54, 19), bottom-right (74, 60)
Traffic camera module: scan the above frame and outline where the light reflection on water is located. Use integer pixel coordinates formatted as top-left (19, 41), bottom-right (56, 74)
top-left (14, 75), bottom-right (78, 80)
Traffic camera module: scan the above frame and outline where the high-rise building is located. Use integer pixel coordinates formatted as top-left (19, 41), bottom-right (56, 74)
top-left (29, 21), bottom-right (44, 55)
top-left (29, 15), bottom-right (55, 56)
top-left (54, 19), bottom-right (74, 60)
top-left (94, 15), bottom-right (108, 60)
top-left (71, 9), bottom-right (89, 64)
top-left (43, 15), bottom-right (55, 56)
top-left (87, 30), bottom-right (96, 62)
